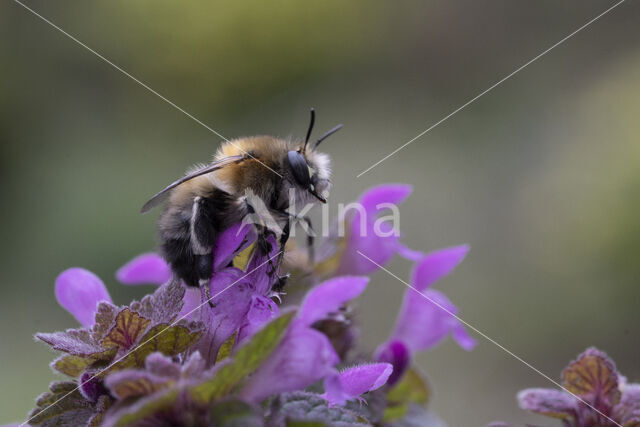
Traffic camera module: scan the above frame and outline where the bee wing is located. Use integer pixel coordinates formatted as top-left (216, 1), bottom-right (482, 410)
top-left (140, 154), bottom-right (248, 214)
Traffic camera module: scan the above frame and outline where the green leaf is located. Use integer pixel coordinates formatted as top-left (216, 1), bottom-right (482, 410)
top-left (102, 324), bottom-right (202, 376)
top-left (383, 368), bottom-right (430, 422)
top-left (28, 381), bottom-right (94, 426)
top-left (216, 331), bottom-right (238, 363)
top-left (109, 374), bottom-right (173, 400)
top-left (51, 348), bottom-right (117, 377)
top-left (382, 404), bottom-right (446, 427)
top-left (209, 399), bottom-right (264, 427)
top-left (111, 389), bottom-right (180, 427)
top-left (190, 310), bottom-right (295, 403)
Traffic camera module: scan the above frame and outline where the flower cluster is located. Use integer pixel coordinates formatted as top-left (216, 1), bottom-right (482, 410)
top-left (19, 184), bottom-right (476, 427)
top-left (493, 347), bottom-right (640, 427)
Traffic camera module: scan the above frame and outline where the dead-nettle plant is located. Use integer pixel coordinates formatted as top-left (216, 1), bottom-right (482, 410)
top-left (19, 184), bottom-right (478, 427)
top-left (491, 348), bottom-right (640, 427)
top-left (239, 187), bottom-right (402, 238)
top-left (17, 183), bottom-right (638, 427)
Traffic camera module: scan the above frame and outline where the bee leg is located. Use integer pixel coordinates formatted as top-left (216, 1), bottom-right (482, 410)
top-left (191, 196), bottom-right (217, 308)
top-left (271, 217), bottom-right (291, 293)
top-left (196, 254), bottom-right (215, 308)
top-left (299, 215), bottom-right (315, 267)
top-left (254, 224), bottom-right (288, 292)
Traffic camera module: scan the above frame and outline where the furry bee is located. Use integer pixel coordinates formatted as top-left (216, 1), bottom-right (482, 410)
top-left (141, 109), bottom-right (341, 304)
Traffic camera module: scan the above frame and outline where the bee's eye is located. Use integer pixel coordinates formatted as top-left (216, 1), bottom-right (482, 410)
top-left (287, 150), bottom-right (311, 187)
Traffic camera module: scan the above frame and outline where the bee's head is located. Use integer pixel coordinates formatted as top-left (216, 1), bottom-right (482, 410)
top-left (286, 109), bottom-right (340, 204)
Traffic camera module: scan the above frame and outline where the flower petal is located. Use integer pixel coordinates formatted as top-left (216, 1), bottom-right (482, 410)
top-left (55, 268), bottom-right (112, 327)
top-left (240, 324), bottom-right (339, 402)
top-left (338, 213), bottom-right (398, 275)
top-left (201, 269), bottom-right (253, 353)
top-left (374, 340), bottom-right (410, 386)
top-left (517, 388), bottom-right (577, 420)
top-left (213, 223), bottom-right (257, 271)
top-left (323, 363), bottom-right (393, 405)
top-left (391, 288), bottom-right (471, 353)
top-left (359, 184), bottom-right (413, 214)
top-left (298, 276), bottom-right (369, 327)
top-left (116, 253), bottom-right (172, 285)
top-left (238, 295), bottom-right (279, 342)
top-left (410, 245), bottom-right (469, 291)
top-left (452, 323), bottom-right (477, 351)
top-left (246, 294), bottom-right (278, 325)
top-left (178, 287), bottom-right (201, 320)
top-left (394, 242), bottom-right (424, 262)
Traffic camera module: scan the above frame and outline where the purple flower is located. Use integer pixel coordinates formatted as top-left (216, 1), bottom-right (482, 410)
top-left (239, 276), bottom-right (369, 403)
top-left (116, 253), bottom-right (172, 285)
top-left (374, 246), bottom-right (476, 384)
top-left (316, 184), bottom-right (423, 277)
top-left (55, 268), bottom-right (112, 327)
top-left (116, 222), bottom-right (256, 287)
top-left (322, 363), bottom-right (393, 406)
top-left (116, 222), bottom-right (272, 363)
top-left (193, 231), bottom-right (279, 363)
top-left (517, 347), bottom-right (640, 426)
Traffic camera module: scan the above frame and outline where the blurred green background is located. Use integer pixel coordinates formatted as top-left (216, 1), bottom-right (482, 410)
top-left (1, 1), bottom-right (639, 425)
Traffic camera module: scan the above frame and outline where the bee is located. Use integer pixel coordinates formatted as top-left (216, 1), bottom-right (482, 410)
top-left (141, 109), bottom-right (341, 304)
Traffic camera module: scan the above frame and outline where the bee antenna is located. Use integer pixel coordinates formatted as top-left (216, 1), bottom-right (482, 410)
top-left (313, 124), bottom-right (343, 150)
top-left (303, 108), bottom-right (315, 153)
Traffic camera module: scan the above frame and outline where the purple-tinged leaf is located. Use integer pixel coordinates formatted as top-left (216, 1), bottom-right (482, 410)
top-left (266, 392), bottom-right (368, 426)
top-left (562, 347), bottom-right (621, 409)
top-left (517, 388), bottom-right (577, 420)
top-left (87, 395), bottom-right (111, 427)
top-left (129, 279), bottom-right (186, 324)
top-left (614, 384), bottom-right (640, 426)
top-left (103, 323), bottom-right (202, 375)
top-left (28, 381), bottom-right (95, 426)
top-left (37, 328), bottom-right (102, 357)
top-left (101, 388), bottom-right (181, 427)
top-left (100, 308), bottom-right (151, 350)
top-left (105, 369), bottom-right (174, 400)
top-left (91, 302), bottom-right (118, 342)
top-left (144, 352), bottom-right (181, 378)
